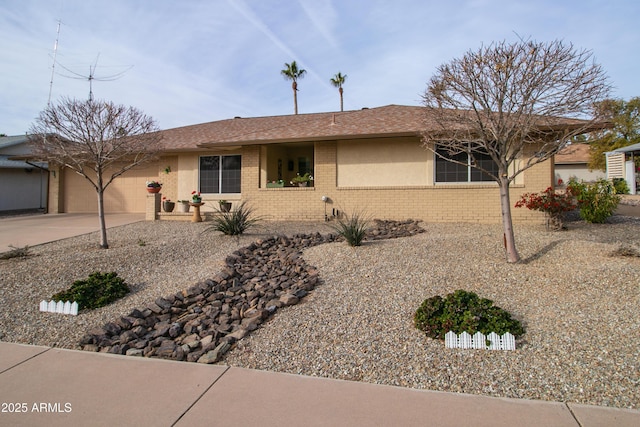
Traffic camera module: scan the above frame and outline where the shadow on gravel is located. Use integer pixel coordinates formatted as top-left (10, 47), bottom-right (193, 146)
top-left (521, 240), bottom-right (565, 264)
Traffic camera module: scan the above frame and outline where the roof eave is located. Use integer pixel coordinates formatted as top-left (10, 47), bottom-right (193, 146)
top-left (196, 131), bottom-right (421, 149)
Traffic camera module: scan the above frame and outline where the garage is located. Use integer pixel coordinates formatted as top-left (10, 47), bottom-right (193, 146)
top-left (63, 162), bottom-right (159, 213)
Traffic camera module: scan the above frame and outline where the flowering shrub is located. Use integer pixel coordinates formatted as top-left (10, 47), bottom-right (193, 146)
top-left (515, 184), bottom-right (577, 230)
top-left (191, 190), bottom-right (201, 202)
top-left (515, 187), bottom-right (577, 216)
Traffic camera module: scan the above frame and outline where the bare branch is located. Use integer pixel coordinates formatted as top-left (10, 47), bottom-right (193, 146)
top-left (422, 38), bottom-right (611, 183)
top-left (27, 97), bottom-right (163, 248)
top-left (421, 38), bottom-right (611, 263)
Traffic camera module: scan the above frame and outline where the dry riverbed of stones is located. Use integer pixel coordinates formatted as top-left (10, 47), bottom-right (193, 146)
top-left (78, 220), bottom-right (424, 364)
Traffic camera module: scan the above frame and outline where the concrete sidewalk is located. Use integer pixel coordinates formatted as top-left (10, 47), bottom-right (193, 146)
top-left (0, 342), bottom-right (638, 427)
top-left (0, 213), bottom-right (144, 253)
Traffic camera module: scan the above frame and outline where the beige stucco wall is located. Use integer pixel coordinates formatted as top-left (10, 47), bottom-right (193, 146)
top-left (62, 163), bottom-right (161, 213)
top-left (337, 137), bottom-right (430, 187)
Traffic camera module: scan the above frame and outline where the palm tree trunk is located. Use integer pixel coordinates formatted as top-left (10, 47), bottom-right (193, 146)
top-left (339, 87), bottom-right (344, 112)
top-left (292, 81), bottom-right (298, 115)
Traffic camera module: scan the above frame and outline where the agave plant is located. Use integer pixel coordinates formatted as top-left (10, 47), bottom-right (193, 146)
top-left (205, 200), bottom-right (263, 236)
top-left (330, 210), bottom-right (369, 246)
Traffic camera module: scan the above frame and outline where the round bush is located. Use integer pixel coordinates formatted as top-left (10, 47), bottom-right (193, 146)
top-left (414, 289), bottom-right (525, 340)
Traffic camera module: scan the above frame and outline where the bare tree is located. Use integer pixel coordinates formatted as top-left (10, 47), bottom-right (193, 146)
top-left (29, 97), bottom-right (162, 249)
top-left (421, 39), bottom-right (610, 263)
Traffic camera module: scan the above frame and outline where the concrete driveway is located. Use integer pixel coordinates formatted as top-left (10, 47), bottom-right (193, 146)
top-left (0, 213), bottom-right (144, 253)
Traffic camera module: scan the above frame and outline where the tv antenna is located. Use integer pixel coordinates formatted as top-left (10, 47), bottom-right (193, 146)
top-left (57, 53), bottom-right (133, 101)
top-left (47, 19), bottom-right (62, 107)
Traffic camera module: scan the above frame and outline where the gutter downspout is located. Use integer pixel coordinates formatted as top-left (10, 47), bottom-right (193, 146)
top-left (26, 161), bottom-right (49, 211)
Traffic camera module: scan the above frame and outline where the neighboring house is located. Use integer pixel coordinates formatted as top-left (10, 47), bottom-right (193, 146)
top-left (554, 143), bottom-right (604, 184)
top-left (0, 135), bottom-right (48, 213)
top-left (605, 142), bottom-right (640, 194)
top-left (46, 105), bottom-right (583, 223)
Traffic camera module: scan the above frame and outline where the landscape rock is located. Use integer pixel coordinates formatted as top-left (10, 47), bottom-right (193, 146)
top-left (77, 220), bottom-right (424, 364)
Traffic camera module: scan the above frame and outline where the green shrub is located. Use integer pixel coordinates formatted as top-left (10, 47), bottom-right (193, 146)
top-left (206, 200), bottom-right (262, 236)
top-left (0, 245), bottom-right (31, 260)
top-left (612, 178), bottom-right (630, 195)
top-left (52, 272), bottom-right (130, 310)
top-left (567, 179), bottom-right (621, 223)
top-left (414, 289), bottom-right (525, 340)
top-left (331, 210), bottom-right (369, 246)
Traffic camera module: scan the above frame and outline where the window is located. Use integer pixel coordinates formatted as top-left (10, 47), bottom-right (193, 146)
top-left (200, 155), bottom-right (241, 193)
top-left (435, 145), bottom-right (498, 183)
top-left (262, 142), bottom-right (314, 187)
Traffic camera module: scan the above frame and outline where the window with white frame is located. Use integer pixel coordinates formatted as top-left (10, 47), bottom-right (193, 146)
top-left (435, 145), bottom-right (498, 183)
top-left (199, 155), bottom-right (241, 193)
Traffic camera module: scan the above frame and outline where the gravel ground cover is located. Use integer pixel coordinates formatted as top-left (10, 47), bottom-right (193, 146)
top-left (1, 217), bottom-right (639, 409)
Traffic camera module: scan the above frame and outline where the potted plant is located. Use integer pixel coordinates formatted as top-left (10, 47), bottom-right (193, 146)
top-left (162, 197), bottom-right (175, 212)
top-left (191, 190), bottom-right (202, 203)
top-left (146, 180), bottom-right (162, 193)
top-left (219, 199), bottom-right (232, 212)
top-left (291, 173), bottom-right (313, 187)
top-left (266, 179), bottom-right (285, 188)
top-left (177, 200), bottom-right (190, 213)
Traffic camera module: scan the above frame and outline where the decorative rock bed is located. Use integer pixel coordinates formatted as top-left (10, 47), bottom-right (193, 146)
top-left (79, 220), bottom-right (424, 363)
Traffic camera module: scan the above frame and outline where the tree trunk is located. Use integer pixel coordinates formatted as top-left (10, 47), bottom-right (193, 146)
top-left (292, 81), bottom-right (298, 115)
top-left (499, 177), bottom-right (520, 263)
top-left (339, 87), bottom-right (344, 112)
top-left (97, 188), bottom-right (109, 249)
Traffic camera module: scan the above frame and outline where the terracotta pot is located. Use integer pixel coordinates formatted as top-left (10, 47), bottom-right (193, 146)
top-left (146, 187), bottom-right (161, 193)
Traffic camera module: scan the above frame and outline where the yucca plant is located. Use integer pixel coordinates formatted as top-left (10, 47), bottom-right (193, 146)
top-left (331, 210), bottom-right (369, 246)
top-left (206, 200), bottom-right (262, 236)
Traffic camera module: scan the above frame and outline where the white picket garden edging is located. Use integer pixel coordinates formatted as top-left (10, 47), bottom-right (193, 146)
top-left (39, 300), bottom-right (78, 316)
top-left (445, 331), bottom-right (516, 350)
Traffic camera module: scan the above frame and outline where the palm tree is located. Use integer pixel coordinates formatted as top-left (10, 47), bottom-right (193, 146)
top-left (281, 61), bottom-right (306, 114)
top-left (330, 72), bottom-right (347, 112)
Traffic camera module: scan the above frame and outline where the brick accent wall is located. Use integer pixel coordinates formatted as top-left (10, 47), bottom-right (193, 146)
top-left (239, 141), bottom-right (549, 224)
top-left (145, 193), bottom-right (161, 220)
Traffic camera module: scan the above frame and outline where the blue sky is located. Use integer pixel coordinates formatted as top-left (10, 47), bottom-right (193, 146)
top-left (1, 0), bottom-right (638, 135)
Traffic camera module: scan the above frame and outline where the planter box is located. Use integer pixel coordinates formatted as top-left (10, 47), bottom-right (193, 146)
top-left (266, 182), bottom-right (284, 188)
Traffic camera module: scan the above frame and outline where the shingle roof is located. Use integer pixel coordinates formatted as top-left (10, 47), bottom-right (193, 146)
top-left (555, 143), bottom-right (591, 164)
top-left (160, 105), bottom-right (427, 151)
top-left (158, 104), bottom-right (608, 152)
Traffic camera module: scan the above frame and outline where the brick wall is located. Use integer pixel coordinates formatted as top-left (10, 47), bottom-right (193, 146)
top-left (240, 141), bottom-right (549, 224)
